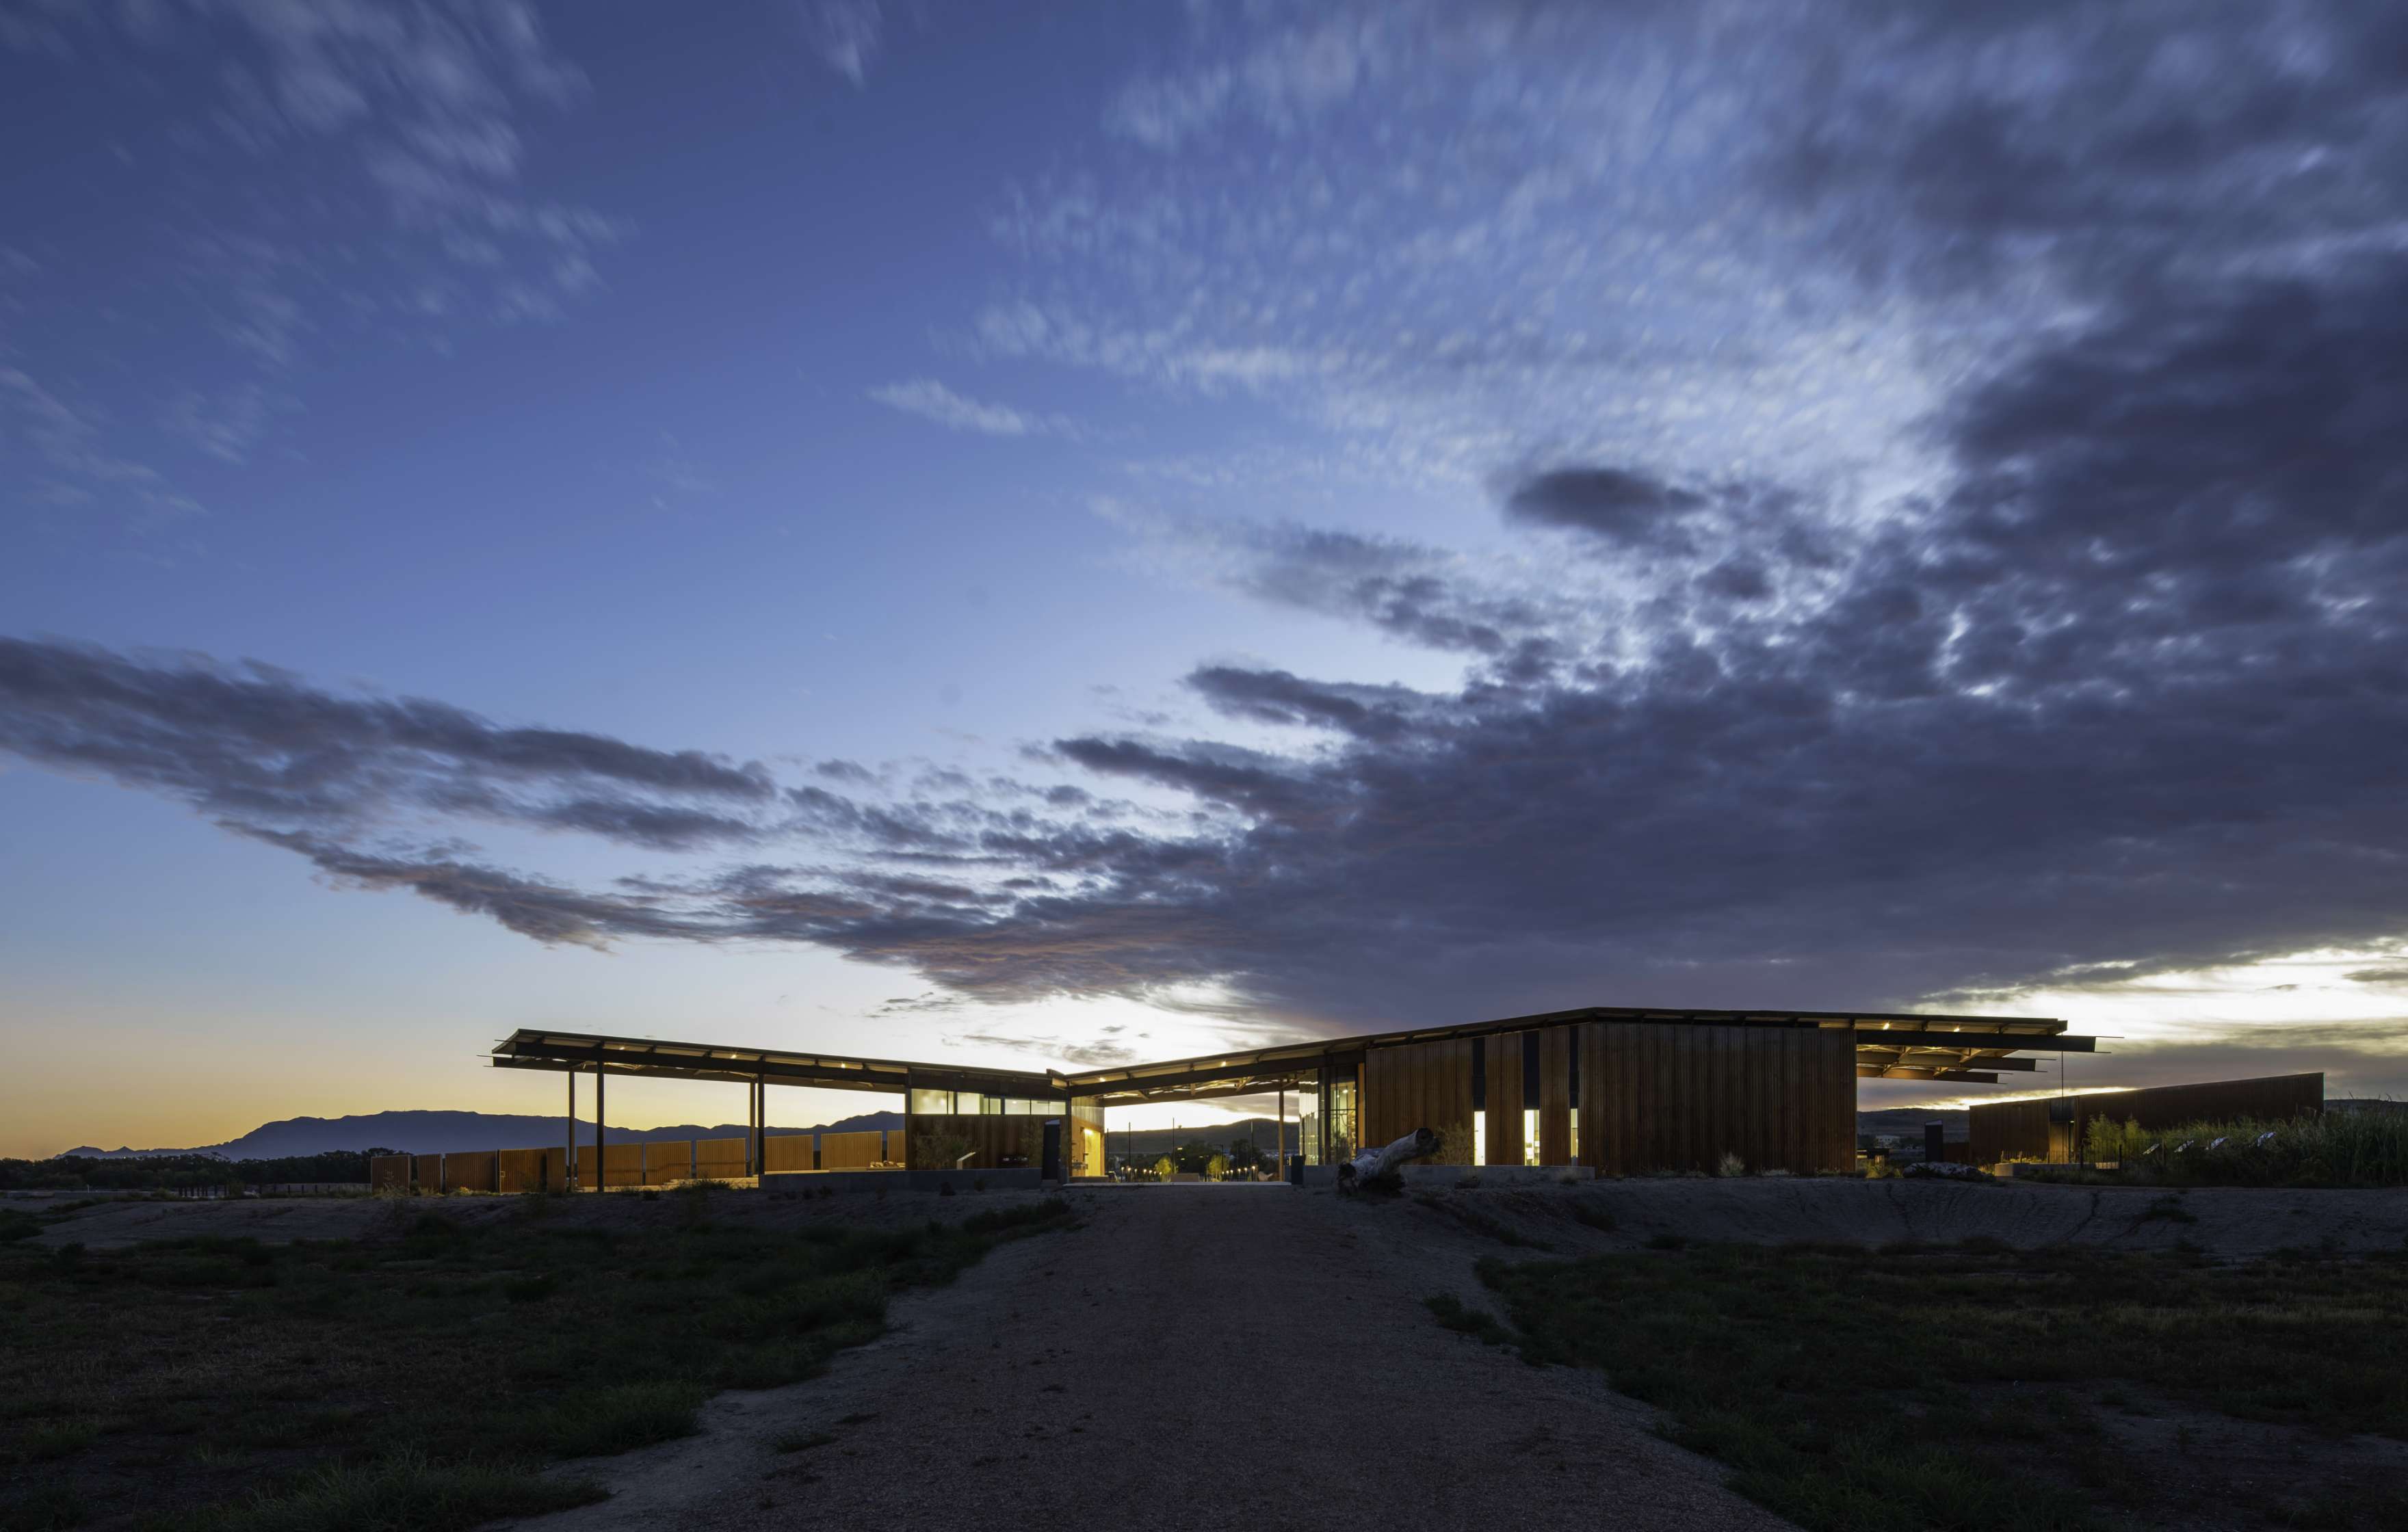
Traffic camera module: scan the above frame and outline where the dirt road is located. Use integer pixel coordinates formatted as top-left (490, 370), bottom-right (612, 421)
top-left (498, 1185), bottom-right (1790, 1532)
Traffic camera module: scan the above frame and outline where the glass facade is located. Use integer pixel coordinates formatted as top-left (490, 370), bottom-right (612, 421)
top-left (1472, 1109), bottom-right (1487, 1165)
top-left (910, 1088), bottom-right (1064, 1117)
top-left (1523, 1108), bottom-right (1541, 1165)
top-left (1327, 1077), bottom-right (1359, 1162)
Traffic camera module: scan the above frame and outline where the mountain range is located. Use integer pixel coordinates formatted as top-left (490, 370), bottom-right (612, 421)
top-left (54, 1108), bottom-right (903, 1161)
top-left (57, 1102), bottom-right (2082, 1163)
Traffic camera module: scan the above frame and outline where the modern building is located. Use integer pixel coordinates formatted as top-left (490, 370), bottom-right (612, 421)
top-left (1967, 1071), bottom-right (2324, 1165)
top-left (488, 1003), bottom-right (2091, 1180)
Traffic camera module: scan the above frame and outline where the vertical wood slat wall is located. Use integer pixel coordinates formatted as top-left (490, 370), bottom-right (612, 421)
top-left (1363, 1019), bottom-right (1857, 1174)
top-left (1540, 1027), bottom-right (1572, 1166)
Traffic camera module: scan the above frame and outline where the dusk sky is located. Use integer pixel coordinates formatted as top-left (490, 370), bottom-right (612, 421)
top-left (6, 1), bottom-right (2407, 1158)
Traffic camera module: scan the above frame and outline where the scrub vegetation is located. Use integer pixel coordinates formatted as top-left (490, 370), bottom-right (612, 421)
top-left (0, 1153), bottom-right (390, 1195)
top-left (0, 1191), bottom-right (1073, 1532)
top-left (2080, 1110), bottom-right (2408, 1187)
top-left (1455, 1239), bottom-right (2408, 1531)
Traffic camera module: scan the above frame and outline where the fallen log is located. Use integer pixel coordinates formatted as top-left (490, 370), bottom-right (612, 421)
top-left (1337, 1127), bottom-right (1438, 1191)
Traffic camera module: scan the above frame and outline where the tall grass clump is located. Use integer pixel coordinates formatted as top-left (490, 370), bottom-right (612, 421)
top-left (2084, 1108), bottom-right (2408, 1187)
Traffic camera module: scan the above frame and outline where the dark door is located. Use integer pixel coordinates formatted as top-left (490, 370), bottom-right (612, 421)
top-left (1041, 1120), bottom-right (1063, 1181)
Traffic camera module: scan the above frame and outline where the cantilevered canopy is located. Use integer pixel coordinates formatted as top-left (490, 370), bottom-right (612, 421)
top-left (1054, 1005), bottom-right (2093, 1098)
top-left (489, 1028), bottom-right (1060, 1097)
top-left (493, 1005), bottom-right (2093, 1100)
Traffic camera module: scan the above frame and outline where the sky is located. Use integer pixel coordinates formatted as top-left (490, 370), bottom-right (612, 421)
top-left (5, 0), bottom-right (2408, 1158)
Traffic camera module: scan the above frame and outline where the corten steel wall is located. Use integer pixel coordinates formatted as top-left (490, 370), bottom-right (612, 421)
top-left (642, 1142), bottom-right (693, 1185)
top-left (412, 1153), bottom-right (443, 1191)
top-left (1365, 1019), bottom-right (1856, 1174)
top-left (1967, 1099), bottom-right (2054, 1165)
top-left (761, 1134), bottom-right (813, 1174)
top-left (441, 1150), bottom-right (498, 1193)
top-left (696, 1136), bottom-right (752, 1178)
top-left (496, 1148), bottom-right (548, 1193)
top-left (369, 1155), bottom-right (412, 1192)
top-left (601, 1141), bottom-right (645, 1189)
top-left (819, 1130), bottom-right (887, 1170)
top-left (1969, 1072), bottom-right (2327, 1164)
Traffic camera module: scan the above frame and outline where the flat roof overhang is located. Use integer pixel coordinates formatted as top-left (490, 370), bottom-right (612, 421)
top-left (1057, 1005), bottom-right (2093, 1099)
top-left (492, 1006), bottom-right (2095, 1102)
top-left (488, 1028), bottom-right (1062, 1098)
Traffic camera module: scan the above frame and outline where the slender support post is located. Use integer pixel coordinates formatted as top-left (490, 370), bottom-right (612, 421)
top-left (753, 1078), bottom-right (767, 1183)
top-left (566, 1071), bottom-right (576, 1191)
top-left (1276, 1087), bottom-right (1285, 1181)
top-left (593, 1060), bottom-right (605, 1193)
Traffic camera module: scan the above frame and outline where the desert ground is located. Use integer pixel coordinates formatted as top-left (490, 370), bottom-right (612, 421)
top-left (10, 1178), bottom-right (2407, 1531)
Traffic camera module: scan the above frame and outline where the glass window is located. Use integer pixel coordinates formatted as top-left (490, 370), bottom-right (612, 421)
top-left (1472, 1110), bottom-right (1487, 1166)
top-left (1523, 1107), bottom-right (1541, 1165)
top-left (1569, 1109), bottom-right (1580, 1164)
top-left (909, 1088), bottom-right (951, 1115)
top-left (1006, 1097), bottom-right (1035, 1115)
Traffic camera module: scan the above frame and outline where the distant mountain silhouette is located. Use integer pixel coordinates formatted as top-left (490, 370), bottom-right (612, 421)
top-left (53, 1107), bottom-right (904, 1161)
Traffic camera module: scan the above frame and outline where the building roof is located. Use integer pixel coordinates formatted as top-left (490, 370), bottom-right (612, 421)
top-left (492, 1005), bottom-right (2088, 1102)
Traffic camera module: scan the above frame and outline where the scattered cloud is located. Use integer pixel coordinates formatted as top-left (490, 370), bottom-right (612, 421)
top-left (799, 0), bottom-right (885, 87)
top-left (867, 378), bottom-right (1078, 438)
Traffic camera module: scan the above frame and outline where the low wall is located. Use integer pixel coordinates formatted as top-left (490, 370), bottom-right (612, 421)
top-left (765, 1167), bottom-right (1038, 1196)
top-left (819, 1130), bottom-right (886, 1170)
top-left (495, 1148), bottom-right (547, 1194)
top-left (762, 1134), bottom-right (813, 1174)
top-left (369, 1131), bottom-right (878, 1193)
top-left (697, 1136), bottom-right (750, 1178)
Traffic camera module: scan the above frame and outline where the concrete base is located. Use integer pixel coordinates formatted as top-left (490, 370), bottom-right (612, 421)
top-left (765, 1167), bottom-right (1043, 1196)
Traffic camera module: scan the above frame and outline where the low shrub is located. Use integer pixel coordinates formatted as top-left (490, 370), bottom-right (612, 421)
top-left (2085, 1109), bottom-right (2408, 1187)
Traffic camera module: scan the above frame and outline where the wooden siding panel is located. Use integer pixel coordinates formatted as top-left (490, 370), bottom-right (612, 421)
top-left (759, 1134), bottom-right (813, 1174)
top-left (1623, 1022), bottom-right (1643, 1174)
top-left (1707, 1026), bottom-right (1733, 1170)
top-left (496, 1148), bottom-right (547, 1193)
top-left (1541, 1025), bottom-right (1571, 1165)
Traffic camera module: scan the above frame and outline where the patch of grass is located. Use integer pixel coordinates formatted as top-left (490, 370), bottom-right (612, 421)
top-left (8, 1418), bottom-right (99, 1463)
top-left (0, 1483), bottom-right (86, 1532)
top-left (2140, 1193), bottom-right (2198, 1224)
top-left (1424, 1293), bottom-right (1518, 1349)
top-left (168, 1449), bottom-right (604, 1532)
top-left (770, 1429), bottom-right (835, 1453)
top-left (1471, 1240), bottom-right (2408, 1532)
top-left (0, 1210), bottom-right (42, 1245)
top-left (522, 1380), bottom-right (703, 1457)
top-left (0, 1198), bottom-right (1066, 1529)
top-left (1569, 1202), bottom-right (1617, 1232)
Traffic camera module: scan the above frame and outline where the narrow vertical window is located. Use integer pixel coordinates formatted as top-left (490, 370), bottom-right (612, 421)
top-left (1472, 1110), bottom-right (1487, 1166)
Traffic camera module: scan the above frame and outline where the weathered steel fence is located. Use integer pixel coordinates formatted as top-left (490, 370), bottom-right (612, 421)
top-left (369, 1131), bottom-right (895, 1193)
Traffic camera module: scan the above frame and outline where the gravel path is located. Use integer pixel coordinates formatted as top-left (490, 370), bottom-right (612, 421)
top-left (498, 1186), bottom-right (1790, 1532)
